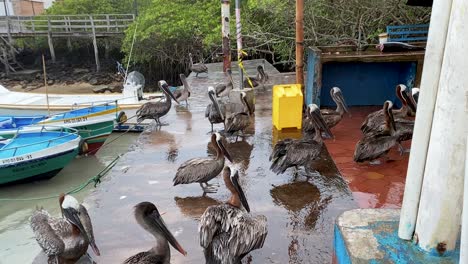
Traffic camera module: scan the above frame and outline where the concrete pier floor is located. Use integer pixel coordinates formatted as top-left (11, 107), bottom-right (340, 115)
top-left (64, 59), bottom-right (358, 263)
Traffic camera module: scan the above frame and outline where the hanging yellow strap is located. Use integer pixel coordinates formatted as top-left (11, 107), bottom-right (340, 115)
top-left (238, 50), bottom-right (255, 89)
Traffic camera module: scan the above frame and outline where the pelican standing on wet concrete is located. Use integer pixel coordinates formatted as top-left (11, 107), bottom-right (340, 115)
top-left (206, 86), bottom-right (226, 132)
top-left (244, 65), bottom-right (269, 89)
top-left (173, 132), bottom-right (233, 193)
top-left (123, 202), bottom-right (187, 264)
top-left (215, 69), bottom-right (234, 98)
top-left (361, 84), bottom-right (415, 134)
top-left (270, 104), bottom-right (333, 176)
top-left (189, 53), bottom-right (208, 77)
top-left (303, 87), bottom-right (348, 131)
top-left (30, 194), bottom-right (100, 264)
top-left (199, 166), bottom-right (268, 264)
top-left (354, 100), bottom-right (399, 164)
top-left (136, 80), bottom-right (179, 126)
top-left (173, 73), bottom-right (191, 105)
top-left (225, 92), bottom-right (253, 138)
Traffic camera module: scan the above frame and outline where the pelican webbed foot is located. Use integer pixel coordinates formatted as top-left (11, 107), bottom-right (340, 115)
top-left (200, 182), bottom-right (218, 193)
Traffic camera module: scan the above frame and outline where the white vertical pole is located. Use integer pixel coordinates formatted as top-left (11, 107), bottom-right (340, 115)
top-left (398, 0), bottom-right (454, 240)
top-left (221, 0), bottom-right (231, 72)
top-left (414, 0), bottom-right (468, 254)
top-left (235, 0), bottom-right (243, 90)
top-left (461, 136), bottom-right (468, 263)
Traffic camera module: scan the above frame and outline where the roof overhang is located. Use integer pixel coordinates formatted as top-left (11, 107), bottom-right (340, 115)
top-left (406, 0), bottom-right (433, 7)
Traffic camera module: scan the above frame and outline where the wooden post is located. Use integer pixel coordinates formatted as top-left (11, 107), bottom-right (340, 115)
top-left (47, 17), bottom-right (56, 63)
top-left (66, 17), bottom-right (72, 52)
top-left (90, 15), bottom-right (100, 72)
top-left (295, 0), bottom-right (304, 87)
top-left (2, 48), bottom-right (10, 76)
top-left (398, 0), bottom-right (453, 241)
top-left (104, 38), bottom-right (110, 59)
top-left (106, 14), bottom-right (110, 32)
top-left (414, 0), bottom-right (468, 254)
top-left (221, 0), bottom-right (231, 72)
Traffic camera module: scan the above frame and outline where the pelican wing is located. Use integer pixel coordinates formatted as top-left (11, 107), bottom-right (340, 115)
top-left (173, 158), bottom-right (222, 185)
top-left (361, 109), bottom-right (384, 133)
top-left (199, 204), bottom-right (267, 262)
top-left (123, 251), bottom-right (165, 264)
top-left (173, 88), bottom-right (182, 99)
top-left (320, 108), bottom-right (336, 115)
top-left (353, 135), bottom-right (398, 162)
top-left (270, 139), bottom-right (322, 174)
top-left (30, 209), bottom-right (65, 256)
top-left (215, 83), bottom-right (227, 96)
top-left (225, 113), bottom-right (250, 133)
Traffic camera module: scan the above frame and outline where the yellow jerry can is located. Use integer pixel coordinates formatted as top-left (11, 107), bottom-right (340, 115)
top-left (272, 84), bottom-right (303, 130)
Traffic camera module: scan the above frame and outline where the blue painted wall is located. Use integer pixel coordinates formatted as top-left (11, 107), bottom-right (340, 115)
top-left (319, 62), bottom-right (416, 107)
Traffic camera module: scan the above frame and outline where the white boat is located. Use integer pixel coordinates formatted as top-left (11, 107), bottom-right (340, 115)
top-left (0, 71), bottom-right (163, 131)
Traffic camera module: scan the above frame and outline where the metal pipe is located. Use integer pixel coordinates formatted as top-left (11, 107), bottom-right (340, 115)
top-left (235, 0), bottom-right (243, 90)
top-left (414, 0), bottom-right (468, 253)
top-left (398, 0), bottom-right (453, 240)
top-left (221, 0), bottom-right (231, 72)
top-left (295, 0), bottom-right (304, 87)
top-left (461, 135), bottom-right (468, 264)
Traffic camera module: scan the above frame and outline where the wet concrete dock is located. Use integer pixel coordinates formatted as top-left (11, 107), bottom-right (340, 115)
top-left (75, 60), bottom-right (357, 263)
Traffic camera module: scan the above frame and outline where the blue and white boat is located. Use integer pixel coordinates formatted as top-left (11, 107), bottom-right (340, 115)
top-left (0, 127), bottom-right (82, 185)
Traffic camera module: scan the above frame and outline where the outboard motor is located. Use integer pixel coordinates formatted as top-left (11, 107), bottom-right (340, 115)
top-left (123, 71), bottom-right (145, 101)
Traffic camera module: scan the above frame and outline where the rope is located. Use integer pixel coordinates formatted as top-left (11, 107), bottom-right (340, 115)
top-left (124, 21), bottom-right (138, 84)
top-left (0, 155), bottom-right (121, 202)
top-left (237, 49), bottom-right (256, 103)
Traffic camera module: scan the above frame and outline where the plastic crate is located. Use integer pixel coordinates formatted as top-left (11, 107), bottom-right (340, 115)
top-left (272, 84), bottom-right (303, 130)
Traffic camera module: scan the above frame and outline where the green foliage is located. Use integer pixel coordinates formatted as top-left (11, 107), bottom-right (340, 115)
top-left (46, 0), bottom-right (135, 15)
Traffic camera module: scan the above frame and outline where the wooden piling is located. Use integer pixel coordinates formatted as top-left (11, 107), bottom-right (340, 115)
top-left (221, 0), bottom-right (231, 72)
top-left (47, 17), bottom-right (56, 63)
top-left (295, 0), bottom-right (304, 87)
top-left (90, 15), bottom-right (100, 72)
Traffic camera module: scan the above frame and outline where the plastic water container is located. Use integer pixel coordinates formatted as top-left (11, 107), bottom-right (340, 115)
top-left (272, 84), bottom-right (303, 130)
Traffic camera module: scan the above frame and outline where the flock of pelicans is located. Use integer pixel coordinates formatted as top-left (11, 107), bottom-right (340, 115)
top-left (29, 60), bottom-right (420, 264)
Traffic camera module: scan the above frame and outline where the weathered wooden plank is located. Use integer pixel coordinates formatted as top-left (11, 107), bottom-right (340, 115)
top-left (90, 15), bottom-right (100, 72)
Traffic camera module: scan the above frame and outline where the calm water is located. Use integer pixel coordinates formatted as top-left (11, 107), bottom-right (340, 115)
top-left (0, 133), bottom-right (139, 264)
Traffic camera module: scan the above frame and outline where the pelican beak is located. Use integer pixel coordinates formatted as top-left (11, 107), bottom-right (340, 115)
top-left (336, 90), bottom-right (349, 113)
top-left (63, 208), bottom-right (100, 256)
top-left (401, 90), bottom-right (416, 113)
top-left (209, 90), bottom-right (224, 120)
top-left (310, 106), bottom-right (333, 139)
top-left (231, 170), bottom-right (250, 213)
top-left (149, 211), bottom-right (187, 256)
top-left (160, 81), bottom-right (180, 104)
top-left (218, 139), bottom-right (232, 162)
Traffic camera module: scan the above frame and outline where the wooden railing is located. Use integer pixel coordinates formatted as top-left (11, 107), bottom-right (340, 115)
top-left (0, 14), bottom-right (135, 37)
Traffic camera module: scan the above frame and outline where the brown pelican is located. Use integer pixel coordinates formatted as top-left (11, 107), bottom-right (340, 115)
top-left (225, 92), bottom-right (253, 137)
top-left (199, 166), bottom-right (268, 264)
top-left (173, 132), bottom-right (232, 193)
top-left (243, 65), bottom-right (269, 89)
top-left (408, 88), bottom-right (419, 117)
top-left (137, 80), bottom-right (179, 126)
top-left (173, 74), bottom-right (190, 105)
top-left (354, 101), bottom-right (399, 164)
top-left (205, 86), bottom-right (226, 132)
top-left (303, 87), bottom-right (348, 131)
top-left (361, 84), bottom-right (416, 134)
top-left (189, 53), bottom-right (208, 77)
top-left (270, 104), bottom-right (333, 175)
top-left (123, 202), bottom-right (187, 264)
top-left (215, 69), bottom-right (234, 98)
top-left (30, 194), bottom-right (100, 264)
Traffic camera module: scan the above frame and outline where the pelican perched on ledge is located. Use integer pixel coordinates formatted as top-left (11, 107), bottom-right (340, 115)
top-left (199, 166), bottom-right (268, 264)
top-left (270, 104), bottom-right (333, 175)
top-left (225, 92), bottom-right (253, 137)
top-left (173, 133), bottom-right (232, 193)
top-left (303, 87), bottom-right (348, 131)
top-left (189, 53), bottom-right (208, 77)
top-left (361, 84), bottom-right (415, 134)
top-left (30, 194), bottom-right (100, 264)
top-left (137, 80), bottom-right (179, 126)
top-left (173, 73), bottom-right (191, 105)
top-left (354, 100), bottom-right (399, 164)
top-left (205, 86), bottom-right (226, 132)
top-left (244, 65), bottom-right (269, 89)
top-left (123, 202), bottom-right (187, 264)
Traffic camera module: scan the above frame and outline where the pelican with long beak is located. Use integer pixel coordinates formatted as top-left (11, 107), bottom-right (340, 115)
top-left (173, 132), bottom-right (233, 193)
top-left (136, 80), bottom-right (179, 126)
top-left (244, 65), bottom-right (269, 89)
top-left (225, 92), bottom-right (253, 138)
top-left (270, 104), bottom-right (333, 176)
top-left (199, 166), bottom-right (268, 264)
top-left (304, 87), bottom-right (349, 131)
top-left (30, 194), bottom-right (100, 263)
top-left (205, 86), bottom-right (226, 132)
top-left (123, 202), bottom-right (187, 264)
top-left (354, 100), bottom-right (399, 164)
top-left (173, 73), bottom-right (191, 106)
top-left (361, 84), bottom-right (416, 134)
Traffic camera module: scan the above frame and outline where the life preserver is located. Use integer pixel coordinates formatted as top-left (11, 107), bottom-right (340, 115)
top-left (117, 111), bottom-right (128, 124)
top-left (78, 140), bottom-right (89, 155)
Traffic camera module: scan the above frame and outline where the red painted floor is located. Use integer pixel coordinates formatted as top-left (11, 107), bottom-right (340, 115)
top-left (324, 106), bottom-right (412, 209)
